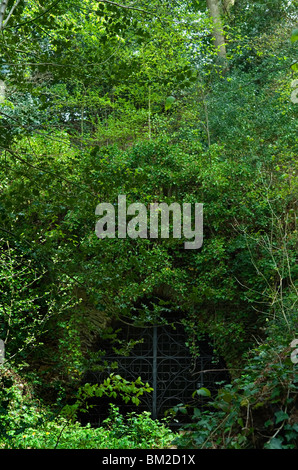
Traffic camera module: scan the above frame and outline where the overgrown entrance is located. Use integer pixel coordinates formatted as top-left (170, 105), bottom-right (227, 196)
top-left (84, 323), bottom-right (228, 425)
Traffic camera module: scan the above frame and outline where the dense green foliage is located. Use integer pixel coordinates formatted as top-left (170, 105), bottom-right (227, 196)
top-left (0, 0), bottom-right (297, 449)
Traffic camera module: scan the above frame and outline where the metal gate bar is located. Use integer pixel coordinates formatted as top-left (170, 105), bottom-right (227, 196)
top-left (88, 324), bottom-right (226, 423)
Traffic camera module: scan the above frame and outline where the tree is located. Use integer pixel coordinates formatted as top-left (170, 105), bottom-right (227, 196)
top-left (0, 0), bottom-right (297, 449)
top-left (206, 0), bottom-right (227, 59)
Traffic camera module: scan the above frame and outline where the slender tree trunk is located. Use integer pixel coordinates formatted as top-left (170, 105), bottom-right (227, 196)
top-left (206, 0), bottom-right (226, 59)
top-left (0, 80), bottom-right (5, 102)
top-left (0, 0), bottom-right (21, 30)
top-left (0, 0), bottom-right (9, 30)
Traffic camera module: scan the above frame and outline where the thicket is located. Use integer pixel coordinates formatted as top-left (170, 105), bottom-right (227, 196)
top-left (0, 0), bottom-right (297, 449)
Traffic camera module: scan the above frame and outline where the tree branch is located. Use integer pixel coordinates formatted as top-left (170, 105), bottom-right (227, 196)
top-left (4, 0), bottom-right (61, 29)
top-left (2, 0), bottom-right (20, 29)
top-left (0, 0), bottom-right (9, 30)
top-left (0, 0), bottom-right (23, 30)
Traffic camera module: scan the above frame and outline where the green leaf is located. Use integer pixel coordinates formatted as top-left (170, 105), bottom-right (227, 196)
top-left (196, 387), bottom-right (211, 397)
top-left (275, 410), bottom-right (289, 424)
top-left (265, 437), bottom-right (284, 449)
top-left (165, 96), bottom-right (176, 111)
top-left (291, 29), bottom-right (298, 43)
top-left (193, 407), bottom-right (201, 418)
top-left (264, 419), bottom-right (273, 428)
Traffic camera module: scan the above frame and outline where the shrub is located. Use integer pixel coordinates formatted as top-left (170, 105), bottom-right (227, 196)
top-left (173, 335), bottom-right (298, 449)
top-left (1, 405), bottom-right (177, 449)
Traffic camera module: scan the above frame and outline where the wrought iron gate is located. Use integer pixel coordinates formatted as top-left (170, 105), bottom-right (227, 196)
top-left (86, 323), bottom-right (227, 424)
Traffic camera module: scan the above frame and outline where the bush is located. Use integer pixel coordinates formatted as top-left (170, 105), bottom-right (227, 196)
top-left (101, 404), bottom-right (177, 449)
top-left (1, 404), bottom-right (177, 449)
top-left (0, 368), bottom-right (176, 449)
top-left (173, 334), bottom-right (298, 449)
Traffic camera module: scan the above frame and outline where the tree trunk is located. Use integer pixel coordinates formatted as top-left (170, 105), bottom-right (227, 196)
top-left (0, 0), bottom-right (21, 30)
top-left (0, 0), bottom-right (9, 30)
top-left (206, 0), bottom-right (226, 59)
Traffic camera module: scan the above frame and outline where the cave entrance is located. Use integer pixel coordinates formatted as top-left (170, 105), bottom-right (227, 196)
top-left (83, 322), bottom-right (228, 426)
